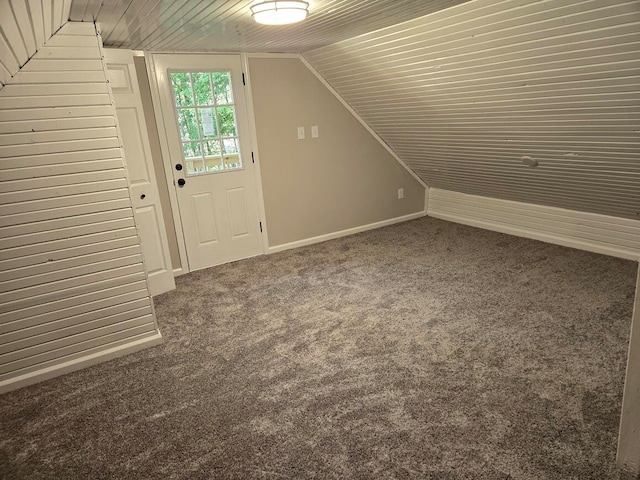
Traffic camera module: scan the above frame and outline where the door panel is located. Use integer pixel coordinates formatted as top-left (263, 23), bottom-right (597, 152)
top-left (227, 188), bottom-right (249, 237)
top-left (104, 49), bottom-right (175, 296)
top-left (117, 107), bottom-right (150, 183)
top-left (134, 205), bottom-right (169, 275)
top-left (152, 54), bottom-right (263, 272)
top-left (191, 192), bottom-right (219, 245)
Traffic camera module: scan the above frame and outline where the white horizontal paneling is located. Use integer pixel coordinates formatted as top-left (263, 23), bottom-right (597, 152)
top-left (0, 304), bottom-right (152, 351)
top-left (12, 70), bottom-right (107, 84)
top-left (0, 217), bottom-right (135, 250)
top-left (0, 93), bottom-right (111, 109)
top-left (20, 59), bottom-right (104, 72)
top-left (0, 178), bottom-right (128, 205)
top-left (0, 126), bottom-right (117, 147)
top-left (0, 329), bottom-right (160, 388)
top-left (304, 0), bottom-right (640, 220)
top-left (0, 22), bottom-right (159, 393)
top-left (428, 188), bottom-right (640, 260)
top-left (1, 197), bottom-right (133, 226)
top-left (0, 0), bottom-right (72, 88)
top-left (0, 254), bottom-right (144, 304)
top-left (0, 105), bottom-right (115, 122)
top-left (1, 298), bottom-right (151, 344)
top-left (0, 233), bottom-right (139, 271)
top-left (0, 116), bottom-right (117, 135)
top-left (0, 285), bottom-right (148, 333)
top-left (0, 245), bottom-right (142, 285)
top-left (0, 137), bottom-right (120, 159)
top-left (0, 159), bottom-right (123, 181)
top-left (0, 319), bottom-right (155, 374)
top-left (0, 272), bottom-right (147, 318)
top-left (1, 82), bottom-right (109, 97)
top-left (1, 306), bottom-right (153, 355)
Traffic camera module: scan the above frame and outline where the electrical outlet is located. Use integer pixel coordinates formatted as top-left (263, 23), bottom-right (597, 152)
top-left (297, 126), bottom-right (305, 140)
top-left (398, 188), bottom-right (404, 199)
top-left (311, 125), bottom-right (319, 138)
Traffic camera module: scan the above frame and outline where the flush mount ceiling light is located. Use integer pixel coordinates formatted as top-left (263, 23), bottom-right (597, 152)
top-left (251, 1), bottom-right (309, 25)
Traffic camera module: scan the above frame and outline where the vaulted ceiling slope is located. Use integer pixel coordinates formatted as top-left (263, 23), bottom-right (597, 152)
top-left (304, 0), bottom-right (640, 220)
top-left (0, 0), bottom-right (72, 87)
top-left (68, 0), bottom-right (470, 52)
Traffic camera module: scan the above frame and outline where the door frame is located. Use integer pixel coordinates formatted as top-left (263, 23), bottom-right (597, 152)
top-left (145, 52), bottom-right (269, 275)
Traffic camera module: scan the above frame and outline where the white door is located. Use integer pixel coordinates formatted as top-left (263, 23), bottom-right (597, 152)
top-left (104, 49), bottom-right (175, 296)
top-left (152, 54), bottom-right (263, 272)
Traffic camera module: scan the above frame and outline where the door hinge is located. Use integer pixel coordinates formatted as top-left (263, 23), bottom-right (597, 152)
top-left (259, 221), bottom-right (263, 233)
top-left (242, 73), bottom-right (246, 85)
top-left (251, 151), bottom-right (255, 164)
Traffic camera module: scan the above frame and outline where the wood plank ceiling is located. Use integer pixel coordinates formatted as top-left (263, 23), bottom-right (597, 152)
top-left (68, 0), bottom-right (471, 52)
top-left (305, 0), bottom-right (640, 220)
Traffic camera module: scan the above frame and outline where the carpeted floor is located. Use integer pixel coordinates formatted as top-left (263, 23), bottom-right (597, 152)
top-left (1, 217), bottom-right (638, 479)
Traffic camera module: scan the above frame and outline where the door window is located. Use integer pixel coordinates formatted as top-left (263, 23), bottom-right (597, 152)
top-left (169, 71), bottom-right (242, 175)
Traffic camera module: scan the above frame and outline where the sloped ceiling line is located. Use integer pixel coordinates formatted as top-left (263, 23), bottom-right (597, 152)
top-left (304, 0), bottom-right (640, 220)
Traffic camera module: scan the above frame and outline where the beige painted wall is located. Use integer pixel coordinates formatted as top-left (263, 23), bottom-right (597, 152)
top-left (133, 56), bottom-right (181, 271)
top-left (248, 56), bottom-right (425, 247)
top-left (619, 266), bottom-right (640, 476)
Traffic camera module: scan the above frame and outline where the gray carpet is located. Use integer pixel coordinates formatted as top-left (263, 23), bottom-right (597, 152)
top-left (1, 217), bottom-right (638, 479)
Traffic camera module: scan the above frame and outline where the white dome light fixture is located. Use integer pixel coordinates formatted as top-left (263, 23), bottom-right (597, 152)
top-left (251, 1), bottom-right (309, 25)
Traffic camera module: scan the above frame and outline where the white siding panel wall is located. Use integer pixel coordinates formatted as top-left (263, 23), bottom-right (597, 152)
top-left (428, 188), bottom-right (640, 260)
top-left (0, 22), bottom-right (161, 393)
top-left (304, 0), bottom-right (640, 221)
top-left (0, 0), bottom-right (72, 88)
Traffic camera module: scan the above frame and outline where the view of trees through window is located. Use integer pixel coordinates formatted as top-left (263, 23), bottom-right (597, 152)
top-left (170, 71), bottom-right (242, 175)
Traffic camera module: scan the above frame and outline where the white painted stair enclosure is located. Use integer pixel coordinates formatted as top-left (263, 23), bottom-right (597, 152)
top-left (0, 23), bottom-right (162, 393)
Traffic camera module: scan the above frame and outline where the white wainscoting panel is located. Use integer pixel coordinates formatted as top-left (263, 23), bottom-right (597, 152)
top-left (0, 22), bottom-right (161, 393)
top-left (428, 188), bottom-right (640, 260)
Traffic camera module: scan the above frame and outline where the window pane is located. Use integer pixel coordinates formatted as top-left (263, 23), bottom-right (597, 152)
top-left (222, 138), bottom-right (238, 155)
top-left (187, 158), bottom-right (205, 174)
top-left (177, 109), bottom-right (199, 140)
top-left (171, 72), bottom-right (193, 106)
top-left (204, 140), bottom-right (221, 157)
top-left (224, 153), bottom-right (241, 169)
top-left (182, 141), bottom-right (202, 159)
top-left (217, 106), bottom-right (236, 136)
top-left (213, 72), bottom-right (233, 104)
top-left (198, 108), bottom-right (218, 138)
top-left (205, 156), bottom-right (223, 171)
top-left (192, 72), bottom-right (213, 105)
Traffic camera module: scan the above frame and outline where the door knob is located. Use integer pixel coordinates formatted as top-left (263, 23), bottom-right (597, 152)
top-left (176, 164), bottom-right (183, 171)
top-left (177, 178), bottom-right (186, 187)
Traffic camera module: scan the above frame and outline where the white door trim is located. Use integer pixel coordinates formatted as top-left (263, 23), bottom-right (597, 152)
top-left (241, 53), bottom-right (270, 254)
top-left (145, 52), bottom-right (269, 274)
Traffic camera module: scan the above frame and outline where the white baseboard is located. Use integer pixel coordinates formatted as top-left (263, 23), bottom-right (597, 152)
top-left (172, 267), bottom-right (184, 277)
top-left (0, 332), bottom-right (163, 394)
top-left (268, 211), bottom-right (426, 254)
top-left (428, 188), bottom-right (640, 261)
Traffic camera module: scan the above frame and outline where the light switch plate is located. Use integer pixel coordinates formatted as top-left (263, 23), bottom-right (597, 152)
top-left (297, 126), bottom-right (305, 139)
top-left (311, 125), bottom-right (319, 138)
